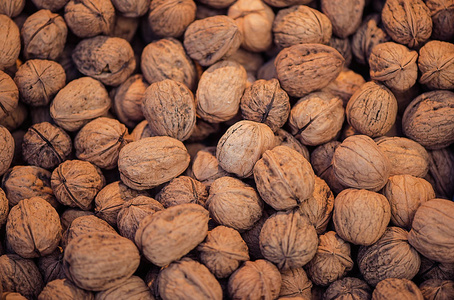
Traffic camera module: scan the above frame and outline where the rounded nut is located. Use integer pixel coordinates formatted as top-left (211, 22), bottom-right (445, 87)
top-left (0, 125), bottom-right (14, 177)
top-left (0, 15), bottom-right (20, 70)
top-left (0, 71), bottom-right (19, 119)
top-left (418, 40), bottom-right (454, 90)
top-left (148, 0), bottom-right (196, 37)
top-left (372, 278), bottom-right (424, 300)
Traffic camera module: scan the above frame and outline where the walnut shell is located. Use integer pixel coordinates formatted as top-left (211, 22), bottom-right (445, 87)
top-left (418, 40), bottom-right (454, 90)
top-left (0, 0), bottom-right (25, 17)
top-left (118, 136), bottom-right (190, 190)
top-left (2, 292), bottom-right (28, 300)
top-left (425, 147), bottom-right (454, 200)
top-left (60, 209), bottom-right (94, 232)
top-left (274, 129), bottom-right (310, 160)
top-left (95, 276), bottom-right (153, 300)
top-left (279, 268), bottom-right (312, 299)
top-left (241, 211), bottom-right (269, 260)
top-left (426, 0), bottom-right (454, 41)
top-left (372, 278), bottom-right (423, 300)
top-left (275, 43), bottom-right (344, 97)
top-left (0, 102), bottom-right (28, 132)
top-left (198, 0), bottom-right (235, 8)
top-left (111, 0), bottom-right (149, 18)
top-left (0, 188), bottom-right (8, 227)
top-left (191, 147), bottom-right (230, 187)
top-left (321, 0), bottom-right (364, 38)
top-left (0, 126), bottom-right (14, 177)
top-left (156, 176), bottom-right (208, 208)
top-left (31, 0), bottom-right (68, 12)
top-left (419, 279), bottom-right (454, 300)
top-left (418, 256), bottom-right (454, 281)
top-left (333, 189), bottom-right (391, 246)
top-left (324, 277), bottom-right (372, 300)
top-left (311, 141), bottom-right (346, 194)
top-left (0, 15), bottom-right (20, 70)
top-left (63, 232), bottom-right (140, 291)
top-left (148, 0), bottom-right (196, 38)
top-left (37, 247), bottom-right (66, 283)
top-left (0, 71), bottom-right (19, 119)
top-left (110, 14), bottom-right (138, 42)
top-left (62, 215), bottom-right (117, 248)
top-left (263, 0), bottom-right (312, 7)
top-left (38, 279), bottom-right (94, 300)
top-left (321, 68), bottom-right (365, 106)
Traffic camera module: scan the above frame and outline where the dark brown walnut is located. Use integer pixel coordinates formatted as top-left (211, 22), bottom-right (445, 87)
top-left (418, 41), bottom-right (454, 90)
top-left (144, 266), bottom-right (160, 299)
top-left (0, 126), bottom-right (14, 177)
top-left (358, 227), bottom-right (421, 286)
top-left (408, 199), bottom-right (454, 263)
top-left (419, 279), bottom-right (454, 300)
top-left (195, 2), bottom-right (227, 19)
top-left (110, 15), bottom-right (139, 42)
top-left (402, 90), bottom-right (454, 150)
top-left (142, 79), bottom-right (196, 141)
top-left (62, 215), bottom-right (117, 248)
top-left (75, 117), bottom-right (131, 170)
top-left (217, 120), bottom-right (275, 178)
top-left (321, 0), bottom-right (365, 38)
top-left (111, 0), bottom-right (149, 18)
top-left (22, 122), bottom-right (72, 170)
top-left (425, 147), bottom-right (454, 200)
top-left (0, 254), bottom-right (44, 299)
top-left (197, 225), bottom-right (250, 278)
top-left (118, 136), bottom-right (190, 190)
top-left (228, 259), bottom-right (281, 300)
top-left (184, 15), bottom-right (242, 66)
top-left (306, 231), bottom-right (354, 286)
top-left (64, 232), bottom-right (140, 291)
top-left (196, 60), bottom-right (247, 123)
top-left (198, 0), bottom-right (235, 8)
top-left (426, 0), bottom-right (454, 41)
top-left (0, 102), bottom-right (28, 131)
top-left (275, 44), bottom-right (344, 97)
top-left (241, 211), bottom-right (269, 260)
top-left (418, 256), bottom-right (454, 281)
top-left (0, 15), bottom-right (20, 70)
top-left (253, 146), bottom-right (315, 211)
top-left (156, 176), bottom-right (208, 208)
top-left (117, 195), bottom-right (164, 241)
top-left (6, 197), bottom-right (62, 258)
top-left (148, 0), bottom-right (196, 38)
top-left (274, 129), bottom-right (310, 160)
top-left (324, 277), bottom-right (372, 300)
top-left (279, 268), bottom-right (312, 299)
top-left (260, 210), bottom-right (318, 269)
top-left (51, 160), bottom-right (105, 210)
top-left (64, 0), bottom-right (115, 38)
top-left (289, 91), bottom-right (345, 146)
top-left (50, 77), bottom-right (111, 132)
top-left (37, 247), bottom-right (66, 283)
top-left (322, 68), bottom-right (365, 106)
top-left (141, 38), bottom-right (197, 91)
top-left (135, 203), bottom-right (209, 267)
top-left (31, 0), bottom-right (68, 11)
top-left (372, 278), bottom-right (424, 300)
top-left (263, 0), bottom-right (312, 7)
top-left (112, 74), bottom-right (147, 128)
top-left (38, 279), bottom-right (94, 300)
top-left (0, 0), bottom-right (25, 17)
top-left (369, 42), bottom-right (418, 92)
top-left (333, 189), bottom-right (391, 246)
top-left (257, 58), bottom-right (277, 80)
top-left (10, 129), bottom-right (25, 166)
top-left (72, 36), bottom-right (136, 86)
top-left (381, 0), bottom-right (432, 48)
top-left (96, 276), bottom-right (153, 300)
top-left (190, 147), bottom-right (230, 187)
top-left (206, 176), bottom-right (263, 231)
top-left (21, 9), bottom-right (67, 60)
top-left (383, 175), bottom-right (435, 229)
top-left (240, 79), bottom-right (290, 132)
top-left (0, 188), bottom-right (8, 227)
top-left (60, 209), bottom-right (94, 231)
top-left (0, 71), bottom-right (19, 120)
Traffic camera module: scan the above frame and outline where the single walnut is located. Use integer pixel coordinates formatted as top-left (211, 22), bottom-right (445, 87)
top-left (60, 209), bottom-right (94, 231)
top-left (31, 0), bottom-right (68, 11)
top-left (130, 120), bottom-right (155, 141)
top-left (257, 57), bottom-right (277, 80)
top-left (275, 44), bottom-right (344, 97)
top-left (50, 77), bottom-right (111, 132)
top-left (321, 68), bottom-right (365, 106)
top-left (402, 90), bottom-right (454, 150)
top-left (0, 71), bottom-right (19, 120)
top-left (111, 0), bottom-right (149, 18)
top-left (289, 91), bottom-right (345, 146)
top-left (241, 211), bottom-right (270, 260)
top-left (2, 292), bottom-right (28, 299)
top-left (333, 189), bottom-right (391, 246)
top-left (419, 279), bottom-right (454, 300)
top-left (148, 0), bottom-right (196, 38)
top-left (0, 126), bottom-right (14, 177)
top-left (22, 122), bottom-right (72, 170)
top-left (62, 215), bottom-right (117, 248)
top-left (358, 227), bottom-right (421, 286)
top-left (324, 277), bottom-right (372, 300)
top-left (418, 256), bottom-right (454, 281)
top-left (382, 0), bottom-right (432, 48)
top-left (372, 278), bottom-right (424, 300)
top-left (51, 160), bottom-right (105, 210)
top-left (328, 37), bottom-right (352, 67)
top-left (64, 0), bottom-right (115, 38)
top-left (110, 15), bottom-right (139, 42)
top-left (38, 278), bottom-right (94, 300)
top-left (198, 0), bottom-right (235, 8)
top-left (426, 147), bottom-right (454, 200)
top-left (0, 102), bottom-right (28, 131)
top-left (279, 268), bottom-right (312, 299)
top-left (228, 259), bottom-right (281, 300)
top-left (64, 232), bottom-right (140, 291)
top-left (206, 176), bottom-right (263, 231)
top-left (37, 247), bottom-right (66, 284)
top-left (418, 41), bottom-right (454, 90)
top-left (96, 276), bottom-right (153, 300)
top-left (0, 0), bottom-right (25, 17)
top-left (184, 15), bottom-right (242, 66)
top-left (190, 147), bottom-right (230, 187)
top-left (274, 129), bottom-right (310, 160)
top-left (426, 0), bottom-right (454, 41)
top-left (0, 15), bottom-right (21, 70)
top-left (112, 74), bottom-right (147, 128)
top-left (321, 0), bottom-right (364, 38)
top-left (135, 203), bottom-right (209, 267)
top-left (156, 176), bottom-right (207, 208)
top-left (0, 188), bottom-right (9, 227)
top-left (409, 199), bottom-right (454, 263)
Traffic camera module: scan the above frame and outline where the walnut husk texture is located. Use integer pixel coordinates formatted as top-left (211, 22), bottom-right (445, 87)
top-left (372, 278), bottom-right (424, 300)
top-left (419, 279), bottom-right (454, 300)
top-left (156, 176), bottom-right (208, 208)
top-left (418, 40), bottom-right (454, 90)
top-left (148, 0), bottom-right (196, 38)
top-left (324, 277), bottom-right (372, 300)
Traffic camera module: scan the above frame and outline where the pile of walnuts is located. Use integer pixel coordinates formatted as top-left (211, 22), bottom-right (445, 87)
top-left (1, 0), bottom-right (454, 299)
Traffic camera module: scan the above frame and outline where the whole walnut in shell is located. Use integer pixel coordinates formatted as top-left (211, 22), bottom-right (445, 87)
top-left (0, 0), bottom-right (25, 17)
top-left (31, 0), bottom-right (68, 12)
top-left (111, 0), bottom-right (149, 18)
top-left (328, 37), bottom-right (353, 67)
top-left (426, 147), bottom-right (454, 200)
top-left (0, 15), bottom-right (20, 70)
top-left (0, 71), bottom-right (19, 120)
top-left (324, 277), bottom-right (372, 300)
top-left (418, 256), bottom-right (454, 282)
top-left (321, 0), bottom-right (365, 38)
top-left (418, 40), bottom-right (454, 90)
top-left (333, 189), bottom-right (391, 246)
top-left (60, 209), bottom-right (94, 231)
top-left (95, 276), bottom-right (153, 300)
top-left (426, 0), bottom-right (454, 41)
top-left (274, 129), bottom-right (310, 160)
top-left (37, 247), bottom-right (66, 283)
top-left (263, 0), bottom-right (312, 7)
top-left (0, 102), bottom-right (28, 131)
top-left (198, 0), bottom-right (235, 8)
top-left (0, 188), bottom-right (8, 227)
top-left (279, 268), bottom-right (312, 299)
top-left (0, 125), bottom-right (14, 177)
top-left (156, 176), bottom-right (208, 208)
top-left (419, 279), bottom-right (454, 300)
top-left (190, 147), bottom-right (230, 187)
top-left (148, 0), bottom-right (196, 38)
top-left (321, 68), bottom-right (365, 106)
top-left (372, 278), bottom-right (424, 300)
top-left (110, 15), bottom-right (138, 42)
top-left (62, 215), bottom-right (117, 248)
top-left (38, 279), bottom-right (94, 300)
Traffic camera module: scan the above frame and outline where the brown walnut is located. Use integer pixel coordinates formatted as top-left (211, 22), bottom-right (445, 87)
top-left (0, 0), bottom-right (25, 17)
top-left (324, 277), bottom-right (372, 300)
top-left (156, 176), bottom-right (208, 208)
top-left (0, 15), bottom-right (20, 70)
top-left (62, 215), bottom-right (117, 248)
top-left (111, 0), bottom-right (149, 18)
top-left (148, 0), bottom-right (196, 38)
top-left (95, 276), bottom-right (153, 300)
top-left (38, 278), bottom-right (94, 300)
top-left (419, 279), bottom-right (454, 300)
top-left (418, 40), bottom-right (454, 90)
top-left (321, 68), bottom-right (365, 106)
top-left (321, 0), bottom-right (365, 38)
top-left (0, 71), bottom-right (19, 119)
top-left (426, 0), bottom-right (454, 41)
top-left (0, 126), bottom-right (14, 177)
top-left (279, 268), bottom-right (312, 299)
top-left (372, 278), bottom-right (424, 300)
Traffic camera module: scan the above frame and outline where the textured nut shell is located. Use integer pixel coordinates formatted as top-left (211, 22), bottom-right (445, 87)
top-left (275, 44), bottom-right (344, 97)
top-left (95, 276), bottom-right (153, 300)
top-left (0, 188), bottom-right (8, 227)
top-left (254, 146), bottom-right (315, 211)
top-left (60, 209), bottom-right (94, 231)
top-left (372, 278), bottom-right (424, 300)
top-left (148, 0), bottom-right (196, 38)
top-left (0, 102), bottom-right (28, 131)
top-left (333, 189), bottom-right (391, 246)
top-left (324, 277), bottom-right (372, 300)
top-left (0, 15), bottom-right (20, 70)
top-left (191, 147), bottom-right (230, 187)
top-left (135, 203), bottom-right (209, 266)
top-left (38, 279), bottom-right (94, 300)
top-left (112, 74), bottom-right (147, 128)
top-left (63, 215), bottom-right (117, 247)
top-left (0, 126), bottom-right (14, 176)
top-left (358, 227), bottom-right (421, 286)
top-left (111, 0), bottom-right (149, 17)
top-left (198, 0), bottom-right (235, 9)
top-left (263, 0), bottom-right (312, 7)
top-left (37, 247), bottom-right (66, 283)
top-left (425, 147), bottom-right (454, 200)
top-left (0, 0), bottom-right (25, 17)
top-left (321, 0), bottom-right (364, 38)
top-left (279, 268), bottom-right (312, 299)
top-left (156, 176), bottom-right (208, 208)
top-left (419, 279), bottom-right (454, 300)
top-left (110, 16), bottom-right (139, 41)
top-left (32, 0), bottom-right (69, 12)
top-left (408, 199), bottom-right (454, 263)
top-left (418, 41), bottom-right (454, 90)
top-left (0, 71), bottom-right (19, 119)
top-left (274, 129), bottom-right (310, 161)
top-left (118, 136), bottom-right (190, 190)
top-left (328, 37), bottom-right (353, 67)
top-left (426, 0), bottom-right (454, 41)
top-left (418, 256), bottom-right (454, 281)
top-left (322, 68), bottom-right (365, 106)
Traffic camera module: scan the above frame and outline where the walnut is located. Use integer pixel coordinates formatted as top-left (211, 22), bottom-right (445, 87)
top-left (321, 0), bottom-right (365, 38)
top-left (2, 292), bottom-right (28, 300)
top-left (72, 36), bottom-right (135, 86)
top-left (328, 37), bottom-right (352, 67)
top-left (333, 189), bottom-right (391, 246)
top-left (0, 126), bottom-right (14, 177)
top-left (408, 199), bottom-right (454, 263)
top-left (257, 57), bottom-right (277, 80)
top-left (148, 0), bottom-right (196, 38)
top-left (197, 225), bottom-right (249, 278)
top-left (402, 90), bottom-right (454, 150)
top-left (0, 0), bottom-right (25, 17)
top-left (358, 227), bottom-right (421, 286)
top-left (425, 147), bottom-right (454, 200)
top-left (198, 0), bottom-right (235, 8)
top-left (418, 256), bottom-right (454, 281)
top-left (321, 68), bottom-right (365, 106)
top-left (426, 0), bottom-right (454, 41)
top-left (37, 247), bottom-right (66, 283)
top-left (305, 231), bottom-right (354, 286)
top-left (62, 215), bottom-right (117, 248)
top-left (130, 120), bottom-right (155, 141)
top-left (50, 77), bottom-right (111, 132)
top-left (6, 197), bottom-right (62, 258)
top-left (118, 136), bottom-right (190, 190)
top-left (0, 188), bottom-right (9, 227)
top-left (156, 176), bottom-right (207, 208)
top-left (228, 259), bottom-right (281, 300)
top-left (141, 38), bottom-right (197, 91)
top-left (56, 44), bottom-right (82, 83)
top-left (0, 71), bottom-right (19, 120)
top-left (0, 254), bottom-right (44, 299)
top-left (275, 44), bottom-right (344, 97)
top-left (63, 232), bottom-right (140, 291)
top-left (0, 15), bottom-right (21, 70)
top-left (51, 160), bottom-right (105, 210)
top-left (110, 15), bottom-right (139, 42)
top-left (196, 60), bottom-right (247, 123)
top-left (38, 279), bottom-right (94, 300)
top-left (31, 0), bottom-right (68, 11)
top-left (225, 49), bottom-right (263, 79)
top-left (372, 278), bottom-right (424, 300)
top-left (241, 211), bottom-right (269, 260)
top-left (60, 209), bottom-right (94, 231)
top-left (135, 203), bottom-right (209, 267)
top-left (22, 122), bottom-right (72, 170)
top-left (112, 74), bottom-right (147, 128)
top-left (418, 40), bottom-right (454, 90)
top-left (96, 276), bottom-right (153, 300)
top-left (419, 279), bottom-right (454, 300)
top-left (64, 0), bottom-right (115, 38)
top-left (208, 177), bottom-right (262, 231)
top-left (21, 9), bottom-right (67, 60)
top-left (381, 0), bottom-right (432, 48)
top-left (217, 120), bottom-right (275, 178)
top-left (289, 91), bottom-right (345, 146)
top-left (184, 15), bottom-right (242, 66)
top-left (190, 147), bottom-right (230, 187)
top-left (311, 141), bottom-right (346, 194)
top-left (279, 268), bottom-right (312, 299)
top-left (274, 129), bottom-right (310, 160)
top-left (111, 0), bottom-right (149, 18)
top-left (324, 277), bottom-right (372, 300)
